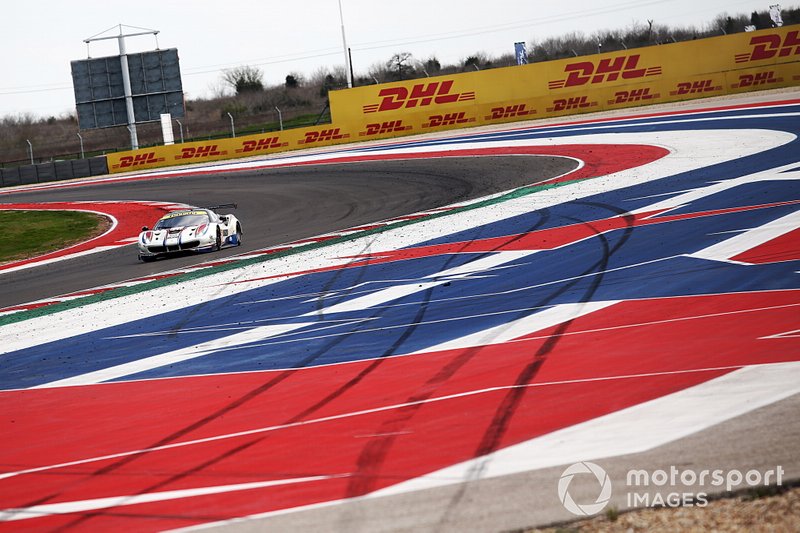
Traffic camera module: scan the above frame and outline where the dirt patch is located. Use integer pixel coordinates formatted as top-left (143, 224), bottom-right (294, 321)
top-left (527, 485), bottom-right (800, 532)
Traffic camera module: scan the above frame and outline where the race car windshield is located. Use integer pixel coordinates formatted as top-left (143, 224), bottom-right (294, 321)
top-left (155, 214), bottom-right (209, 229)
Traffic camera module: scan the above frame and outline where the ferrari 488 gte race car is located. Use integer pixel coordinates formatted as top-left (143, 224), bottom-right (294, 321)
top-left (138, 204), bottom-right (242, 262)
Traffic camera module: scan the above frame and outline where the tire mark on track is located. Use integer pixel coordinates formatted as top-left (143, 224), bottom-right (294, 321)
top-left (342, 209), bottom-right (554, 499)
top-left (434, 201), bottom-right (636, 526)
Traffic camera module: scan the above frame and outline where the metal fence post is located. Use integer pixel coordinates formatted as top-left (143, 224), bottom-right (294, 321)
top-left (227, 112), bottom-right (236, 138)
top-left (77, 132), bottom-right (85, 159)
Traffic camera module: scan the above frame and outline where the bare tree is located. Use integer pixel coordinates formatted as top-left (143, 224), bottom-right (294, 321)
top-left (387, 52), bottom-right (414, 81)
top-left (221, 66), bottom-right (264, 95)
top-left (207, 79), bottom-right (233, 99)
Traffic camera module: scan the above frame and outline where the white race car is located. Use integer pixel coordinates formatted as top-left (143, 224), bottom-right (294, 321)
top-left (138, 204), bottom-right (242, 262)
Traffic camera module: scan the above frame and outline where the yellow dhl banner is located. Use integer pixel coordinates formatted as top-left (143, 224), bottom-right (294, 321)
top-left (108, 26), bottom-right (799, 172)
top-left (331, 26), bottom-right (800, 135)
top-left (107, 124), bottom-right (354, 172)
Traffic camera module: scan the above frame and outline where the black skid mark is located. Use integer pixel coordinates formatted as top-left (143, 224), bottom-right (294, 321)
top-left (475, 204), bottom-right (636, 457)
top-left (292, 210), bottom-right (554, 426)
top-left (434, 203), bottom-right (636, 525)
top-left (344, 211), bottom-right (555, 498)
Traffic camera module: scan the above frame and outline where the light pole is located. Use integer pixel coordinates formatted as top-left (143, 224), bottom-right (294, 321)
top-left (76, 132), bottom-right (85, 159)
top-left (26, 139), bottom-right (33, 165)
top-left (338, 0), bottom-right (353, 88)
top-left (117, 30), bottom-right (139, 149)
top-left (83, 25), bottom-right (160, 150)
top-left (227, 112), bottom-right (236, 138)
top-left (275, 106), bottom-right (283, 131)
top-left (176, 119), bottom-right (184, 143)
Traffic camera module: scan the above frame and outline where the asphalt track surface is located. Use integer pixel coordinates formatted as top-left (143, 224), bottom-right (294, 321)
top-left (0, 156), bottom-right (575, 309)
top-left (1, 91), bottom-right (798, 532)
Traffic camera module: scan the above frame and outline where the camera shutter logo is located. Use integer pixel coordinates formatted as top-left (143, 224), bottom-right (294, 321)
top-left (558, 461), bottom-right (613, 516)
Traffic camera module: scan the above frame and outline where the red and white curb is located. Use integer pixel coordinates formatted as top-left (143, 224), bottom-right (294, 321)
top-left (0, 201), bottom-right (189, 276)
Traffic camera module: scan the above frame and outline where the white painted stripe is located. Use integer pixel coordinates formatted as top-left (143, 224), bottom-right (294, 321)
top-left (169, 361), bottom-right (800, 531)
top-left (369, 361), bottom-right (800, 496)
top-left (411, 300), bottom-right (619, 354)
top-left (4, 362), bottom-right (786, 484)
top-left (0, 245), bottom-right (132, 275)
top-left (0, 475), bottom-right (343, 522)
top-left (32, 322), bottom-right (316, 388)
top-left (632, 163), bottom-right (800, 215)
top-left (302, 280), bottom-right (446, 315)
top-left (687, 209), bottom-right (800, 263)
top-left (301, 251), bottom-right (536, 316)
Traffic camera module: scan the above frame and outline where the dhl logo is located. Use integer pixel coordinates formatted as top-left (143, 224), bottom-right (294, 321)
top-left (363, 81), bottom-right (475, 113)
top-left (670, 80), bottom-right (722, 96)
top-left (732, 71), bottom-right (781, 88)
top-left (235, 137), bottom-right (287, 154)
top-left (422, 112), bottom-right (474, 128)
top-left (548, 55), bottom-right (662, 89)
top-left (735, 30), bottom-right (800, 63)
top-left (546, 96), bottom-right (597, 112)
top-left (299, 128), bottom-right (349, 144)
top-left (608, 88), bottom-right (658, 105)
top-left (114, 152), bottom-right (162, 169)
top-left (175, 145), bottom-right (225, 160)
top-left (359, 120), bottom-right (411, 137)
top-left (485, 104), bottom-right (535, 120)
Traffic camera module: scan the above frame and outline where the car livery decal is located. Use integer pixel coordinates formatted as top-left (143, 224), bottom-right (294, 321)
top-left (160, 210), bottom-right (208, 220)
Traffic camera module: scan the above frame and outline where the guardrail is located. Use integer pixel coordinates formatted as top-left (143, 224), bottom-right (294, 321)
top-left (0, 157), bottom-right (108, 188)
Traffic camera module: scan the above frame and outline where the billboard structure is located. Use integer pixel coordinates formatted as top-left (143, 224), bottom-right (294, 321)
top-left (71, 26), bottom-right (185, 149)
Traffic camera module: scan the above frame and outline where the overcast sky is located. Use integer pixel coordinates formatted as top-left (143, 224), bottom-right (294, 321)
top-left (0, 0), bottom-right (790, 119)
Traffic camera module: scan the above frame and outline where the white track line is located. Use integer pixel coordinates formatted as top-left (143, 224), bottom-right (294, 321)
top-left (370, 362), bottom-right (800, 497)
top-left (1, 362), bottom-right (791, 483)
top-left (687, 209), bottom-right (800, 263)
top-left (170, 361), bottom-right (800, 531)
top-left (0, 475), bottom-right (347, 522)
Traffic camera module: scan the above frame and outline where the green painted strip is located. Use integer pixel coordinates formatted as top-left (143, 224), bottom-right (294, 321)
top-left (0, 179), bottom-right (579, 327)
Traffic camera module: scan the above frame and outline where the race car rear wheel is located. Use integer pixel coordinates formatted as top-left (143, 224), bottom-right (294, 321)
top-left (215, 228), bottom-right (222, 251)
top-left (236, 223), bottom-right (243, 246)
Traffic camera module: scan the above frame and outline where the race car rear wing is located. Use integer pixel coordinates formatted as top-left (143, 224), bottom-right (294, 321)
top-left (205, 203), bottom-right (238, 210)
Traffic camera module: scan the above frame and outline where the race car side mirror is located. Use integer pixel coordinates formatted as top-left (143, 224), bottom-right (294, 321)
top-left (141, 226), bottom-right (149, 231)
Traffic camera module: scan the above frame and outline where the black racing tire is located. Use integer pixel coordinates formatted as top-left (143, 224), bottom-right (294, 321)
top-left (236, 223), bottom-right (243, 246)
top-left (215, 228), bottom-right (222, 251)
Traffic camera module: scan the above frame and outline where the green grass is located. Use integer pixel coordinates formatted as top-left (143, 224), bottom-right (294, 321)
top-left (0, 210), bottom-right (109, 263)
